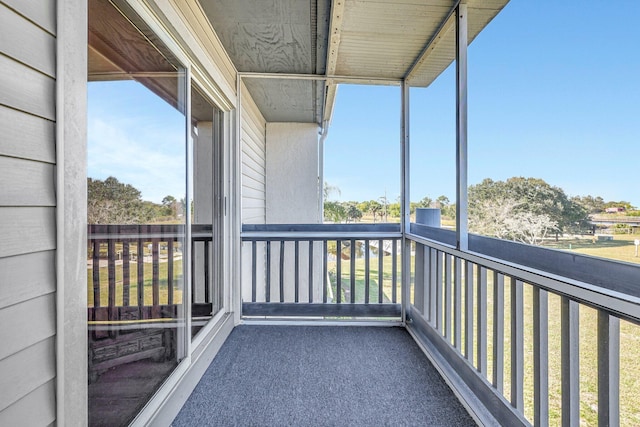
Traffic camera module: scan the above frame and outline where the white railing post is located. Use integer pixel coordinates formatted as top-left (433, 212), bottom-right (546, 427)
top-left (511, 278), bottom-right (524, 411)
top-left (533, 287), bottom-right (549, 427)
top-left (561, 297), bottom-right (580, 427)
top-left (598, 310), bottom-right (620, 427)
top-left (493, 271), bottom-right (504, 392)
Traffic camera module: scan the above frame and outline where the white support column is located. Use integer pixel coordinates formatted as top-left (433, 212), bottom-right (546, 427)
top-left (455, 2), bottom-right (469, 251)
top-left (233, 76), bottom-right (243, 324)
top-left (401, 80), bottom-right (411, 323)
top-left (56, 0), bottom-right (88, 424)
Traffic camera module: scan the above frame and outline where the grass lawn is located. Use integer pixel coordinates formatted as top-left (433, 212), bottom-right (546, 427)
top-left (88, 258), bottom-right (184, 307)
top-left (543, 234), bottom-right (640, 265)
top-left (326, 256), bottom-right (401, 304)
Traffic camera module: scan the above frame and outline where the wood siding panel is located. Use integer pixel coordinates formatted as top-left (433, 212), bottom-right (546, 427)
top-left (0, 4), bottom-right (56, 77)
top-left (1, 0), bottom-right (56, 35)
top-left (0, 54), bottom-right (55, 121)
top-left (0, 207), bottom-right (56, 258)
top-left (0, 294), bottom-right (56, 361)
top-left (0, 337), bottom-right (56, 412)
top-left (0, 251), bottom-right (56, 310)
top-left (0, 380), bottom-right (56, 426)
top-left (0, 157), bottom-right (56, 206)
top-left (0, 105), bottom-right (55, 163)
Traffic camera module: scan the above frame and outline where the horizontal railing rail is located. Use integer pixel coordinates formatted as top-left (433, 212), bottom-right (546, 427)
top-left (241, 224), bottom-right (402, 318)
top-left (406, 224), bottom-right (640, 426)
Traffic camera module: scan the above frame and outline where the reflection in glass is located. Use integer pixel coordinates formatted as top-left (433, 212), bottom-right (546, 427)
top-left (87, 0), bottom-right (187, 424)
top-left (191, 86), bottom-right (225, 339)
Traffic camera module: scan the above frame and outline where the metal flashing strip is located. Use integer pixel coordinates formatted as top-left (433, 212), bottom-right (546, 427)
top-left (238, 71), bottom-right (402, 85)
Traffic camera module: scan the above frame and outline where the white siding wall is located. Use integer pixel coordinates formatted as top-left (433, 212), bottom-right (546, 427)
top-left (0, 1), bottom-right (57, 424)
top-left (240, 83), bottom-right (267, 225)
top-left (239, 83), bottom-right (267, 303)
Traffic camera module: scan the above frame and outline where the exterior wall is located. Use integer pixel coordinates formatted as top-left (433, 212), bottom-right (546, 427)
top-left (239, 83), bottom-right (267, 303)
top-left (263, 123), bottom-right (323, 302)
top-left (0, 0), bottom-right (270, 423)
top-left (265, 123), bottom-right (321, 224)
top-left (0, 1), bottom-right (58, 424)
top-left (0, 0), bottom-right (88, 424)
top-left (240, 83), bottom-right (267, 225)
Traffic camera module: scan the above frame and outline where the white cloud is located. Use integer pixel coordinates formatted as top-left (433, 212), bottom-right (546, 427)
top-left (88, 117), bottom-right (186, 203)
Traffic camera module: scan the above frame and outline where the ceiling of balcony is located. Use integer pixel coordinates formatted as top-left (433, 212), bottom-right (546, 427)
top-left (199, 0), bottom-right (509, 125)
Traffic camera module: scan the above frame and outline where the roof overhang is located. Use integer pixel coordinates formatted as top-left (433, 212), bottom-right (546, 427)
top-left (198, 0), bottom-right (510, 126)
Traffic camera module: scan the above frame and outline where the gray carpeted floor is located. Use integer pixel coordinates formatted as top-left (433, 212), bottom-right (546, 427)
top-left (172, 325), bottom-right (476, 427)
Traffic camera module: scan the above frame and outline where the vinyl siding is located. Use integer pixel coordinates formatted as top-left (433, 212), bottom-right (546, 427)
top-left (241, 83), bottom-right (267, 225)
top-left (0, 0), bottom-right (57, 424)
top-left (239, 84), bottom-right (266, 302)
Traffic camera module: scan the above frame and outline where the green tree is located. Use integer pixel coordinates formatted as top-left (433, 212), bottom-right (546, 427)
top-left (88, 176), bottom-right (153, 224)
top-left (571, 195), bottom-right (605, 214)
top-left (324, 201), bottom-right (347, 223)
top-left (357, 201), bottom-right (371, 215)
top-left (468, 177), bottom-right (588, 244)
top-left (435, 195), bottom-right (449, 208)
top-left (409, 202), bottom-right (420, 215)
top-left (162, 195), bottom-right (178, 217)
top-left (378, 194), bottom-right (390, 222)
top-left (323, 182), bottom-right (341, 201)
top-left (417, 196), bottom-right (433, 208)
top-left (345, 203), bottom-right (363, 223)
top-left (388, 203), bottom-right (401, 218)
top-left (368, 200), bottom-right (382, 223)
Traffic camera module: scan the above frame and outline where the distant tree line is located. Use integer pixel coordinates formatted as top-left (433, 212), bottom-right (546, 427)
top-left (88, 176), bottom-right (635, 245)
top-left (324, 178), bottom-right (637, 245)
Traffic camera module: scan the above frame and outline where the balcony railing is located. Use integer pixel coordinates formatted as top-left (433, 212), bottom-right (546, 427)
top-left (238, 222), bottom-right (640, 425)
top-left (406, 224), bottom-right (640, 426)
top-left (87, 224), bottom-right (217, 379)
top-left (87, 222), bottom-right (639, 425)
top-left (88, 224), bottom-right (216, 322)
top-left (241, 223), bottom-right (403, 318)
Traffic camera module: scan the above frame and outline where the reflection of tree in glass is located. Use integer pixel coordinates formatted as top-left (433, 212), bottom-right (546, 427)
top-left (88, 176), bottom-right (180, 224)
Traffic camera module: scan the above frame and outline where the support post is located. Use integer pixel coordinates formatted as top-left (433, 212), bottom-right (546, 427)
top-left (401, 80), bottom-right (411, 323)
top-left (455, 2), bottom-right (468, 251)
top-left (598, 311), bottom-right (620, 427)
top-left (561, 297), bottom-right (580, 427)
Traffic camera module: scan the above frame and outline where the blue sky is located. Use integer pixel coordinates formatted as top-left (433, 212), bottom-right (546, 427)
top-left (88, 1), bottom-right (640, 208)
top-left (88, 81), bottom-right (186, 203)
top-left (325, 1), bottom-right (640, 207)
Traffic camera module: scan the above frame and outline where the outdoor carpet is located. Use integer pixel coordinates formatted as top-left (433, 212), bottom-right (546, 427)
top-left (171, 325), bottom-right (476, 426)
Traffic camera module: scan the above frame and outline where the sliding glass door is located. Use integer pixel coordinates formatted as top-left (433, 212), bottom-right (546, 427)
top-left (87, 1), bottom-right (188, 425)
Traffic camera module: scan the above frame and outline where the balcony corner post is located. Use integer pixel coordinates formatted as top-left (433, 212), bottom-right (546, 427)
top-left (401, 79), bottom-right (411, 324)
top-left (455, 1), bottom-right (469, 251)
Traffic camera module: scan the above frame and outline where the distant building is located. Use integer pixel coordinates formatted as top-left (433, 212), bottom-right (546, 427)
top-left (605, 207), bottom-right (626, 213)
